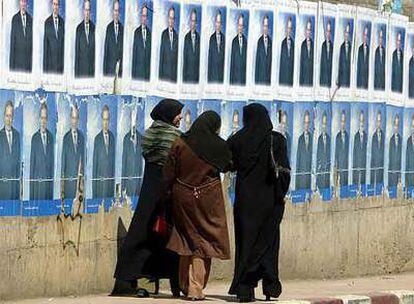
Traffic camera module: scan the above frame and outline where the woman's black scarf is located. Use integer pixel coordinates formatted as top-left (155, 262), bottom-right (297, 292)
top-left (182, 111), bottom-right (232, 172)
top-left (228, 103), bottom-right (273, 173)
top-left (150, 98), bottom-right (184, 126)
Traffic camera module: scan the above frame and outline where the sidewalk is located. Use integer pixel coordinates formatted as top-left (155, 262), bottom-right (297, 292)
top-left (3, 272), bottom-right (414, 303)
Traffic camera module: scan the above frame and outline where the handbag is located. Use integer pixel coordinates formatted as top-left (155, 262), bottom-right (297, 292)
top-left (153, 208), bottom-right (172, 238)
top-left (270, 133), bottom-right (291, 198)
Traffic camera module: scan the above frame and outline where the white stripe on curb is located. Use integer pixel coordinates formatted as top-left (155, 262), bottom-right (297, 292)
top-left (339, 295), bottom-right (371, 304)
top-left (388, 290), bottom-right (414, 304)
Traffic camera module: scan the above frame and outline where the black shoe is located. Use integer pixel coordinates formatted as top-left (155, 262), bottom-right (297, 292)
top-left (110, 279), bottom-right (137, 296)
top-left (263, 280), bottom-right (282, 299)
top-left (136, 288), bottom-right (150, 298)
top-left (238, 296), bottom-right (254, 303)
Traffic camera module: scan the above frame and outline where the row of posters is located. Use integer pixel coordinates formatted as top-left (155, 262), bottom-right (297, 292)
top-left (0, 0), bottom-right (413, 103)
top-left (1, 92), bottom-right (414, 217)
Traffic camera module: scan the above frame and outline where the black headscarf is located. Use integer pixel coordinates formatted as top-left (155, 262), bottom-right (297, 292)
top-left (182, 111), bottom-right (232, 172)
top-left (150, 98), bottom-right (184, 126)
top-left (228, 103), bottom-right (273, 172)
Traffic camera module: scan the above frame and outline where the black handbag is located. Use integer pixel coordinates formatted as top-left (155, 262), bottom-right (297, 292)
top-left (270, 133), bottom-right (291, 198)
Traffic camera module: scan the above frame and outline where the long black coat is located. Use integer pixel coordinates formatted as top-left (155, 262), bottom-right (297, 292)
top-left (391, 49), bottom-right (403, 93)
top-left (296, 132), bottom-right (312, 190)
top-left (352, 131), bottom-right (367, 185)
top-left (370, 129), bottom-right (384, 184)
top-left (182, 31), bottom-right (200, 83)
top-left (207, 31), bottom-right (225, 83)
top-left (409, 57), bottom-right (414, 98)
top-left (159, 28), bottom-right (178, 82)
top-left (316, 133), bottom-right (331, 190)
top-left (121, 130), bottom-right (143, 197)
top-left (230, 34), bottom-right (247, 85)
top-left (75, 20), bottom-right (95, 78)
top-left (388, 133), bottom-right (402, 187)
top-left (61, 129), bottom-right (85, 199)
top-left (335, 131), bottom-right (349, 186)
top-left (103, 21), bottom-right (124, 77)
top-left (132, 25), bottom-right (151, 80)
top-left (338, 41), bottom-right (351, 87)
top-left (43, 14), bottom-right (65, 74)
top-left (0, 127), bottom-right (20, 200)
top-left (357, 44), bottom-right (369, 89)
top-left (10, 11), bottom-right (33, 72)
top-left (228, 132), bottom-right (290, 297)
top-left (255, 35), bottom-right (272, 85)
top-left (30, 130), bottom-right (54, 200)
top-left (92, 130), bottom-right (115, 198)
top-left (279, 36), bottom-right (294, 86)
top-left (374, 46), bottom-right (386, 90)
top-left (405, 135), bottom-right (414, 188)
top-left (320, 40), bottom-right (333, 87)
top-left (299, 39), bottom-right (314, 86)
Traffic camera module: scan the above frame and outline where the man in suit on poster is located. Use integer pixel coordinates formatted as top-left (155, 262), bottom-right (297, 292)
top-left (388, 114), bottom-right (402, 187)
top-left (159, 6), bottom-right (178, 82)
top-left (352, 110), bottom-right (367, 185)
top-left (43, 0), bottom-right (65, 74)
top-left (357, 26), bottom-right (370, 89)
top-left (9, 0), bottom-right (33, 72)
top-left (183, 9), bottom-right (200, 83)
top-left (391, 32), bottom-right (404, 93)
top-left (93, 105), bottom-right (115, 199)
top-left (122, 110), bottom-right (142, 197)
top-left (406, 115), bottom-right (414, 189)
top-left (374, 29), bottom-right (386, 90)
top-left (316, 111), bottom-right (331, 190)
top-left (230, 13), bottom-right (247, 85)
top-left (30, 103), bottom-right (54, 200)
top-left (61, 105), bottom-right (85, 200)
top-left (299, 19), bottom-right (314, 86)
top-left (132, 3), bottom-right (151, 81)
top-left (338, 23), bottom-right (351, 88)
top-left (255, 14), bottom-right (272, 85)
top-left (208, 10), bottom-right (225, 83)
top-left (370, 110), bottom-right (385, 185)
top-left (0, 101), bottom-right (21, 200)
top-left (320, 19), bottom-right (333, 87)
top-left (280, 110), bottom-right (291, 158)
top-left (335, 110), bottom-right (349, 186)
top-left (409, 44), bottom-right (414, 98)
top-left (279, 17), bottom-right (294, 86)
top-left (75, 0), bottom-right (95, 78)
top-left (103, 0), bottom-right (124, 77)
top-left (296, 110), bottom-right (313, 190)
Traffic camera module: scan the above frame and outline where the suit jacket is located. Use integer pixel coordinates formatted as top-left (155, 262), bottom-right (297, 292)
top-left (335, 131), bottom-right (349, 186)
top-left (230, 34), bottom-right (247, 85)
top-left (75, 20), bottom-right (95, 78)
top-left (388, 133), bottom-right (402, 187)
top-left (122, 130), bottom-right (143, 196)
top-left (352, 130), bottom-right (367, 185)
top-left (374, 46), bottom-right (386, 90)
top-left (316, 132), bottom-right (331, 190)
top-left (183, 30), bottom-right (200, 83)
top-left (0, 127), bottom-right (20, 200)
top-left (285, 132), bottom-right (292, 161)
top-left (255, 35), bottom-right (272, 85)
top-left (92, 130), bottom-right (115, 198)
top-left (61, 129), bottom-right (85, 199)
top-left (207, 31), bottom-right (225, 83)
top-left (103, 21), bottom-right (124, 77)
top-left (30, 130), bottom-right (54, 200)
top-left (132, 25), bottom-right (151, 80)
top-left (391, 49), bottom-right (403, 93)
top-left (159, 28), bottom-right (178, 82)
top-left (9, 11), bottom-right (33, 72)
top-left (43, 14), bottom-right (64, 74)
top-left (405, 135), bottom-right (414, 188)
top-left (320, 40), bottom-right (333, 87)
top-left (299, 39), bottom-right (314, 86)
top-left (338, 41), bottom-right (351, 87)
top-left (357, 44), bottom-right (369, 89)
top-left (279, 36), bottom-right (294, 86)
top-left (296, 131), bottom-right (313, 190)
top-left (370, 129), bottom-right (384, 184)
top-left (409, 57), bottom-right (414, 98)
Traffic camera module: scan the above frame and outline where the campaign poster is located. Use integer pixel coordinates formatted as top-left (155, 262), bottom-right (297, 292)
top-left (180, 99), bottom-right (199, 132)
top-left (403, 104), bottom-right (414, 198)
top-left (406, 23), bottom-right (414, 101)
top-left (371, 17), bottom-right (388, 101)
top-left (198, 99), bottom-right (223, 117)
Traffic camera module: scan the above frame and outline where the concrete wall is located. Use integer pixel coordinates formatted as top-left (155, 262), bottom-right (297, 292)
top-left (1, 188), bottom-right (413, 301)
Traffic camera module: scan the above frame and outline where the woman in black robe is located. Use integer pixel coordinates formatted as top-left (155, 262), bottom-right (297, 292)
top-left (227, 103), bottom-right (291, 302)
top-left (112, 99), bottom-right (184, 297)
